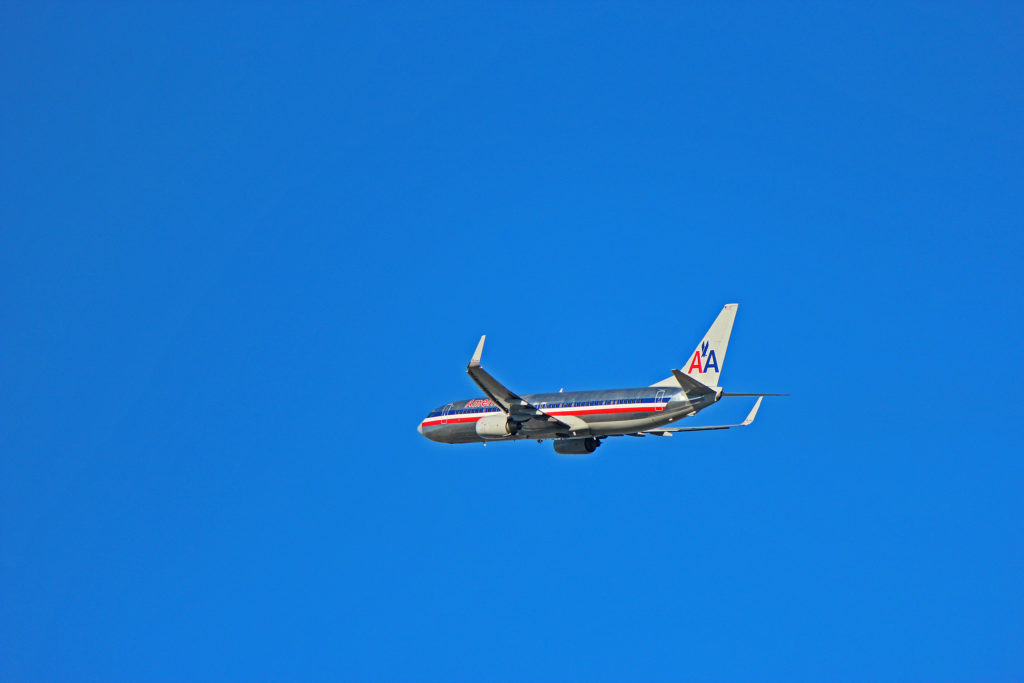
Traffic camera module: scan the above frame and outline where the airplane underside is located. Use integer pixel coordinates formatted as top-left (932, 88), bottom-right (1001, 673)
top-left (420, 406), bottom-right (696, 444)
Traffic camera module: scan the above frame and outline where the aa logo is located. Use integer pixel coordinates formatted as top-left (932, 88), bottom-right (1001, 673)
top-left (688, 340), bottom-right (719, 374)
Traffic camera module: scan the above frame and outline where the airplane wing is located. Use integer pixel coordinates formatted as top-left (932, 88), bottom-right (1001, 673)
top-left (641, 396), bottom-right (763, 436)
top-left (466, 336), bottom-right (584, 434)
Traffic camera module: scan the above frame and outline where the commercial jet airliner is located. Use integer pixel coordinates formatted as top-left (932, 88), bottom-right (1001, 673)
top-left (417, 304), bottom-right (784, 454)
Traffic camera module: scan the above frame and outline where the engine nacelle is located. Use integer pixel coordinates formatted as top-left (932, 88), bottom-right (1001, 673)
top-left (475, 414), bottom-right (515, 439)
top-left (553, 437), bottom-right (602, 455)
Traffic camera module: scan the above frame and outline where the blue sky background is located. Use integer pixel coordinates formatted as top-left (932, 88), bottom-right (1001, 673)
top-left (2, 3), bottom-right (1022, 681)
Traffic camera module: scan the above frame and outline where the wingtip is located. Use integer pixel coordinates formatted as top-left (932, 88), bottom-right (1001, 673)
top-left (741, 396), bottom-right (763, 426)
top-left (469, 334), bottom-right (486, 367)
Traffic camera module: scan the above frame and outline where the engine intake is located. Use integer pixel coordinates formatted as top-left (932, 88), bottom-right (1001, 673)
top-left (553, 437), bottom-right (602, 455)
top-left (475, 414), bottom-right (519, 439)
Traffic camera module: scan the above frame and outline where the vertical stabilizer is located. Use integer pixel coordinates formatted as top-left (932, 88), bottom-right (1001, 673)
top-left (651, 304), bottom-right (738, 389)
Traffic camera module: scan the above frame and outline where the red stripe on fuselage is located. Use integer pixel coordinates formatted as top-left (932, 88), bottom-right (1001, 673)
top-left (421, 405), bottom-right (665, 427)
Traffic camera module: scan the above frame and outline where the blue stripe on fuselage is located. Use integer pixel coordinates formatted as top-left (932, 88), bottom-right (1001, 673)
top-left (426, 387), bottom-right (684, 418)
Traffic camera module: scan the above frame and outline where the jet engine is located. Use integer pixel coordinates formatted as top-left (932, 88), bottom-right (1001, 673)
top-left (475, 414), bottom-right (520, 439)
top-left (553, 437), bottom-right (602, 455)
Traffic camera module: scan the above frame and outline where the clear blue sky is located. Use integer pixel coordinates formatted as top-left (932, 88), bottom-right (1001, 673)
top-left (2, 3), bottom-right (1022, 681)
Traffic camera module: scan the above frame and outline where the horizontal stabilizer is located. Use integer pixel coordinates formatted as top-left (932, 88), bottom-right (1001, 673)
top-left (671, 369), bottom-right (715, 396)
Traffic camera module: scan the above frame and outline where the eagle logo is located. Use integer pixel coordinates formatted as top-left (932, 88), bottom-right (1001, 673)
top-left (688, 340), bottom-right (720, 374)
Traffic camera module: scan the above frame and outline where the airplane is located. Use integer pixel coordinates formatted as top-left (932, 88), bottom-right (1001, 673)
top-left (417, 304), bottom-right (785, 454)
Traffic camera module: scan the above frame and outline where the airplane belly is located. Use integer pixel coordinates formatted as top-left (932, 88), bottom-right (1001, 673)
top-left (420, 422), bottom-right (481, 444)
top-left (421, 404), bottom-right (699, 443)
top-left (585, 407), bottom-right (694, 436)
top-left (442, 422), bottom-right (483, 444)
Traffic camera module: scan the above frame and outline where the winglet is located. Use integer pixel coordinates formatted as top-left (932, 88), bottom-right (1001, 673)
top-left (469, 335), bottom-right (486, 368)
top-left (741, 396), bottom-right (763, 426)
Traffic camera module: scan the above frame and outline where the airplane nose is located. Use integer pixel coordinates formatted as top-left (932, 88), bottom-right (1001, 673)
top-left (417, 422), bottom-right (424, 436)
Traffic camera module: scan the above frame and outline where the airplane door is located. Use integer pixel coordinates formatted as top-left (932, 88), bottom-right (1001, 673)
top-left (655, 389), bottom-right (665, 410)
top-left (441, 403), bottom-right (454, 424)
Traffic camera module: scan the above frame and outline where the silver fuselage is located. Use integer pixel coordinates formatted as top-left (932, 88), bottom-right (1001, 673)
top-left (418, 386), bottom-right (719, 444)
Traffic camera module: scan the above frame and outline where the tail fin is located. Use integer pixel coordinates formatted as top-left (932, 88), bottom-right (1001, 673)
top-left (651, 304), bottom-right (738, 389)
